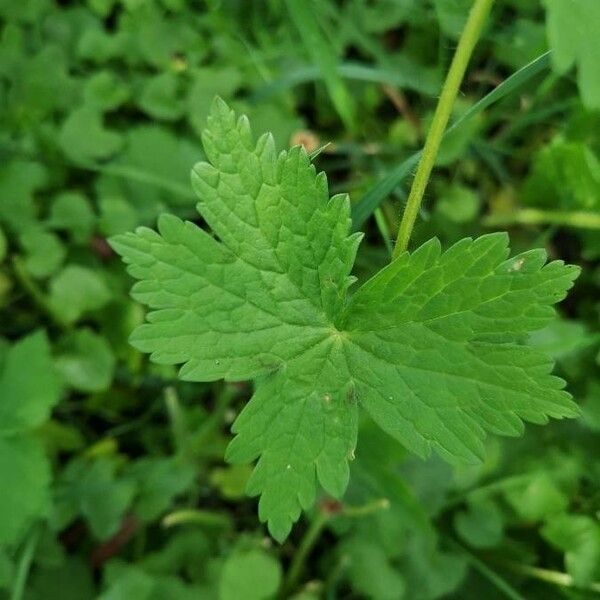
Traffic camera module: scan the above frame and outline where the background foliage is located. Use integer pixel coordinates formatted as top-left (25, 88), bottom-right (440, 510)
top-left (0, 0), bottom-right (599, 598)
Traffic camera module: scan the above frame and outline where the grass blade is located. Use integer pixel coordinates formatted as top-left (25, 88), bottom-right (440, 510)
top-left (250, 60), bottom-right (441, 102)
top-left (351, 51), bottom-right (553, 230)
top-left (84, 162), bottom-right (195, 202)
top-left (447, 538), bottom-right (528, 600)
top-left (285, 0), bottom-right (356, 131)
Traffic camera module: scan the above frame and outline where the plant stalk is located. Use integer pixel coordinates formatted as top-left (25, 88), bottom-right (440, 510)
top-left (281, 510), bottom-right (329, 598)
top-left (484, 208), bottom-right (600, 230)
top-left (11, 526), bottom-right (41, 600)
top-left (393, 0), bottom-right (495, 258)
top-left (161, 509), bottom-right (232, 529)
top-left (448, 538), bottom-right (526, 600)
top-left (281, 498), bottom-right (389, 597)
top-left (164, 386), bottom-right (191, 457)
top-left (501, 560), bottom-right (600, 593)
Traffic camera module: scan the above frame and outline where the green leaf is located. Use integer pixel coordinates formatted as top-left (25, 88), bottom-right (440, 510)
top-left (0, 331), bottom-right (61, 544)
top-left (98, 197), bottom-right (140, 236)
top-left (542, 514), bottom-right (600, 585)
top-left (4, 44), bottom-right (72, 122)
top-left (219, 549), bottom-right (282, 600)
top-left (341, 538), bottom-right (405, 600)
top-left (241, 103), bottom-right (304, 153)
top-left (454, 499), bottom-right (503, 548)
top-left (83, 70), bottom-right (130, 112)
top-left (48, 191), bottom-right (96, 243)
top-left (55, 457), bottom-right (136, 540)
top-left (527, 319), bottom-right (597, 360)
top-left (0, 437), bottom-right (50, 545)
top-left (493, 19), bottom-right (547, 70)
top-left (95, 125), bottom-right (199, 216)
top-left (435, 183), bottom-right (480, 223)
top-left (347, 423), bottom-right (466, 599)
top-left (99, 562), bottom-right (211, 600)
top-left (125, 457), bottom-right (196, 522)
top-left (112, 99), bottom-right (580, 540)
top-left (434, 0), bottom-right (472, 38)
top-left (26, 557), bottom-right (95, 600)
top-left (0, 0), bottom-right (50, 22)
top-left (210, 464), bottom-right (253, 500)
top-left (48, 265), bottom-right (112, 325)
top-left (78, 461), bottom-right (135, 540)
top-left (55, 328), bottom-right (116, 393)
top-left (138, 72), bottom-right (184, 121)
top-left (544, 0), bottom-right (600, 109)
top-left (187, 68), bottom-right (242, 137)
top-left (0, 548), bottom-right (13, 588)
top-left (98, 565), bottom-right (154, 600)
top-left (522, 137), bottom-right (600, 211)
top-left (139, 530), bottom-right (211, 577)
top-left (59, 105), bottom-right (123, 163)
top-left (77, 28), bottom-right (124, 64)
top-left (88, 0), bottom-right (117, 18)
top-left (504, 472), bottom-right (568, 521)
top-left (0, 330), bottom-right (62, 434)
top-left (122, 7), bottom-right (203, 69)
top-left (0, 159), bottom-right (48, 233)
top-left (19, 228), bottom-right (66, 279)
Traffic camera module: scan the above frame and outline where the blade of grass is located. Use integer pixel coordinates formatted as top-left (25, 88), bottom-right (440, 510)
top-left (83, 162), bottom-right (195, 202)
top-left (495, 97), bottom-right (576, 143)
top-left (251, 60), bottom-right (442, 102)
top-left (374, 207), bottom-right (394, 257)
top-left (351, 51), bottom-right (553, 230)
top-left (447, 538), bottom-right (527, 600)
top-left (11, 525), bottom-right (41, 600)
top-left (281, 509), bottom-right (329, 598)
top-left (281, 499), bottom-right (389, 598)
top-left (164, 386), bottom-right (191, 457)
top-left (3, 143), bottom-right (196, 203)
top-left (285, 0), bottom-right (357, 131)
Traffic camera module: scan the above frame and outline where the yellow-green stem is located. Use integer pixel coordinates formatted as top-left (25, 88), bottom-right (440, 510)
top-left (161, 509), bottom-right (232, 529)
top-left (281, 498), bottom-right (390, 597)
top-left (281, 510), bottom-right (329, 598)
top-left (11, 526), bottom-right (41, 600)
top-left (501, 560), bottom-right (600, 593)
top-left (393, 0), bottom-right (495, 258)
top-left (484, 208), bottom-right (600, 230)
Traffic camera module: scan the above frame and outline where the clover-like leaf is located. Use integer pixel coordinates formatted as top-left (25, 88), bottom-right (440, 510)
top-left (544, 0), bottom-right (600, 109)
top-left (0, 331), bottom-right (62, 544)
top-left (112, 98), bottom-right (579, 541)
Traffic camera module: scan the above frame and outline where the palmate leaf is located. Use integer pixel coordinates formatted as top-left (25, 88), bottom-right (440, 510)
top-left (112, 98), bottom-right (580, 541)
